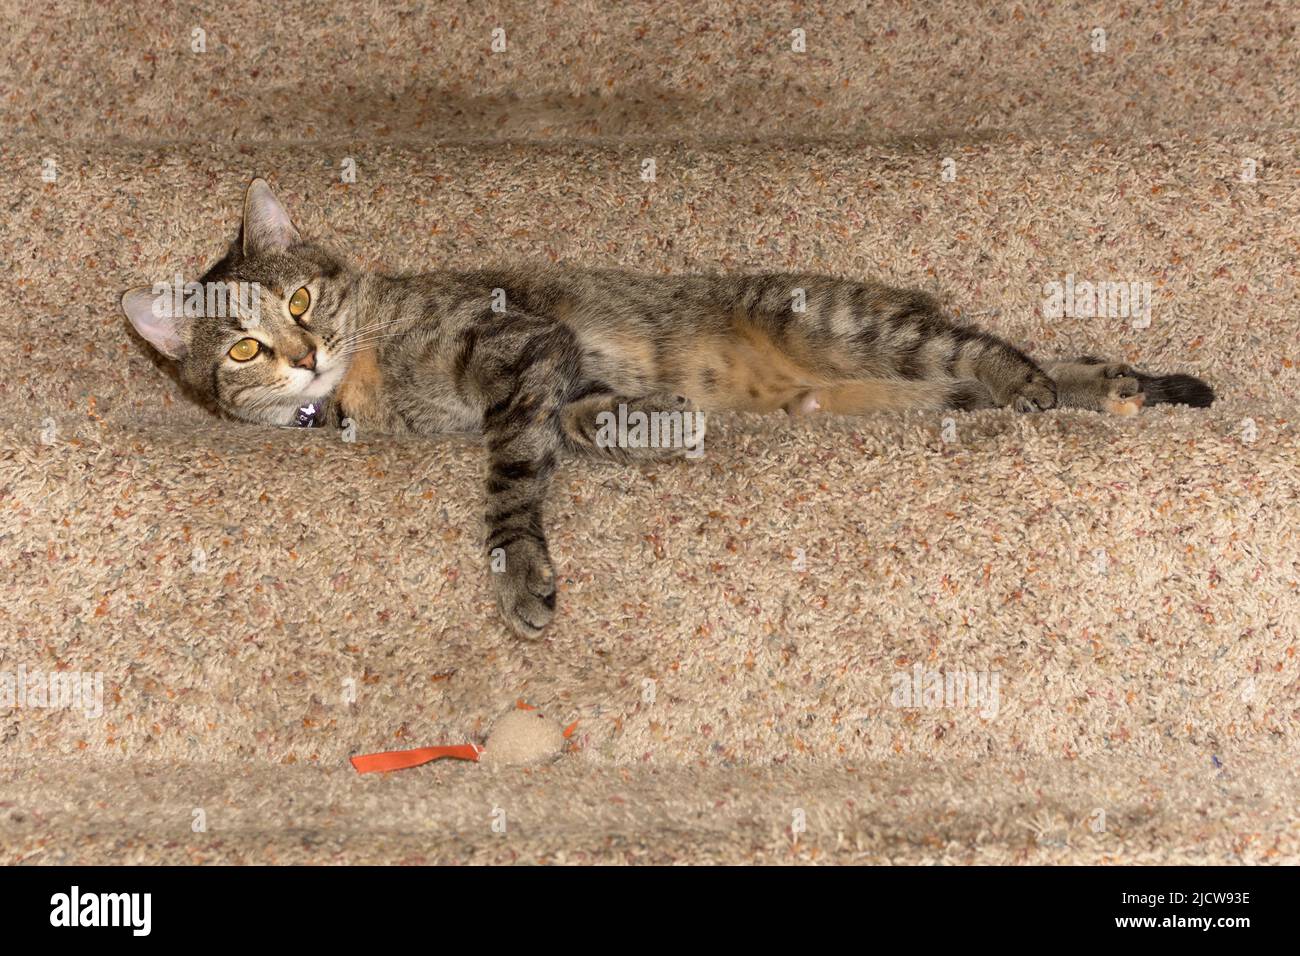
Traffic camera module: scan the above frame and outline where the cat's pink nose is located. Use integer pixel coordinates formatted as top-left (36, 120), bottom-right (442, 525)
top-left (292, 347), bottom-right (317, 371)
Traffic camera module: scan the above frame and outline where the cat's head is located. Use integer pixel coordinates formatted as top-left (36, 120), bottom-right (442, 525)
top-left (121, 178), bottom-right (359, 426)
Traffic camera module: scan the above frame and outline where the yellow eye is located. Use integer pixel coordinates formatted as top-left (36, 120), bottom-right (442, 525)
top-left (228, 338), bottom-right (261, 362)
top-left (288, 286), bottom-right (311, 318)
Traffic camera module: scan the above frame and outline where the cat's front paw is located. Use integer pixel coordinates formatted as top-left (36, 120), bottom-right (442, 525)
top-left (1005, 370), bottom-right (1058, 413)
top-left (491, 539), bottom-right (556, 639)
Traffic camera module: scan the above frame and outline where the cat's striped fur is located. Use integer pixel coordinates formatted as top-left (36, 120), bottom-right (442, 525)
top-left (122, 180), bottom-right (1213, 638)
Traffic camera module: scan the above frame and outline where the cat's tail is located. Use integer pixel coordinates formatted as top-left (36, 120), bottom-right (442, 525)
top-left (1135, 372), bottom-right (1215, 408)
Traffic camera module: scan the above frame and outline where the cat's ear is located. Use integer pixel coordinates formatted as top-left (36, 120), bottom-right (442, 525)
top-left (241, 178), bottom-right (300, 256)
top-left (121, 286), bottom-right (188, 360)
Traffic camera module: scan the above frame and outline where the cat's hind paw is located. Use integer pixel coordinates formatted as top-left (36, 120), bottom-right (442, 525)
top-left (1047, 358), bottom-right (1150, 414)
top-left (1101, 370), bottom-right (1145, 416)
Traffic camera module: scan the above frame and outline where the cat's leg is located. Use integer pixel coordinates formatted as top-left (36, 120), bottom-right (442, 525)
top-left (857, 289), bottom-right (1057, 412)
top-left (561, 391), bottom-right (705, 462)
top-left (456, 316), bottom-right (580, 638)
top-left (734, 280), bottom-right (1057, 413)
top-left (940, 380), bottom-right (998, 411)
top-left (780, 380), bottom-right (997, 416)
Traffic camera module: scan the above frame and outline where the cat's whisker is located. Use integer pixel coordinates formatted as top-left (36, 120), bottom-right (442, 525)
top-left (335, 320), bottom-right (394, 345)
top-left (335, 336), bottom-right (402, 353)
top-left (336, 324), bottom-right (390, 345)
top-left (336, 330), bottom-right (404, 346)
top-left (338, 322), bottom-right (400, 341)
top-left (332, 333), bottom-right (406, 356)
top-left (330, 329), bottom-right (400, 351)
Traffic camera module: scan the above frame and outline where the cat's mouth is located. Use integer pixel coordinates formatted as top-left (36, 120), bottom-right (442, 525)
top-left (280, 351), bottom-right (349, 427)
top-left (293, 353), bottom-right (346, 401)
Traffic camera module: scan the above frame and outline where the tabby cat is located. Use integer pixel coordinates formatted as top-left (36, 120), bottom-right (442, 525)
top-left (122, 179), bottom-right (1213, 638)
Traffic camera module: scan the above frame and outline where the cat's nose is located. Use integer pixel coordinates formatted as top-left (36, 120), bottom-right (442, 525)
top-left (292, 347), bottom-right (317, 371)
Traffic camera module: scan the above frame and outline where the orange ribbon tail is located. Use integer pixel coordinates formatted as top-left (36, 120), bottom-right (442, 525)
top-left (350, 743), bottom-right (483, 774)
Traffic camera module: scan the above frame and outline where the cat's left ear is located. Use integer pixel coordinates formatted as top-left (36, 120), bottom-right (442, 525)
top-left (121, 286), bottom-right (188, 360)
top-left (242, 178), bottom-right (301, 256)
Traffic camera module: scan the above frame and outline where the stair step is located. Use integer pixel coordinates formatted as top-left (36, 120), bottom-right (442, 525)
top-left (4, 401), bottom-right (1296, 762)
top-left (8, 1), bottom-right (1297, 143)
top-left (4, 751), bottom-right (1295, 863)
top-left (6, 136), bottom-right (1295, 415)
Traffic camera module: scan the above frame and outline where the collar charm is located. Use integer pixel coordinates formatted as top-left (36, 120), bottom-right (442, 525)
top-left (293, 402), bottom-right (324, 428)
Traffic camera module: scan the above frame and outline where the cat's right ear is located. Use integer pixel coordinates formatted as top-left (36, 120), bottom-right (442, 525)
top-left (121, 286), bottom-right (188, 360)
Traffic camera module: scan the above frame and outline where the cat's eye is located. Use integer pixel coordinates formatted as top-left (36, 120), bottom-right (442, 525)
top-left (228, 338), bottom-right (261, 362)
top-left (288, 286), bottom-right (311, 318)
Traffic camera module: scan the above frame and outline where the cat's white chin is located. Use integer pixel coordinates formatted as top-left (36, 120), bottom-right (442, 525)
top-left (293, 357), bottom-right (346, 401)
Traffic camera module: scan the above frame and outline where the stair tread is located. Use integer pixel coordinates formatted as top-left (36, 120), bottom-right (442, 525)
top-left (6, 1), bottom-right (1296, 143)
top-left (4, 750), bottom-right (1295, 863)
top-left (4, 408), bottom-right (1295, 762)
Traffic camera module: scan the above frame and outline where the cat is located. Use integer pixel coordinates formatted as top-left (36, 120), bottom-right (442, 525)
top-left (121, 179), bottom-right (1214, 638)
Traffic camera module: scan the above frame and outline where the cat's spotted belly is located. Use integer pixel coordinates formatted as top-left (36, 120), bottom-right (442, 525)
top-left (678, 326), bottom-right (817, 412)
top-left (576, 316), bottom-right (954, 415)
top-left (676, 325), bottom-right (950, 415)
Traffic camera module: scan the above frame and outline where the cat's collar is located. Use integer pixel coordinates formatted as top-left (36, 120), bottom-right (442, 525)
top-left (292, 402), bottom-right (326, 428)
top-left (290, 399), bottom-right (350, 429)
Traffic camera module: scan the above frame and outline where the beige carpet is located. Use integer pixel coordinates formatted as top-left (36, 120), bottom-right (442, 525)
top-left (1, 1), bottom-right (1297, 864)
